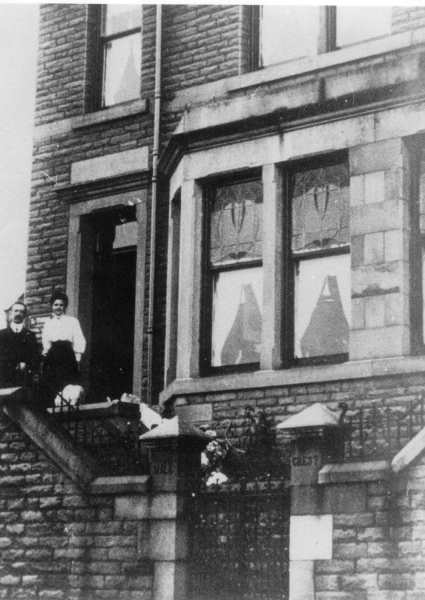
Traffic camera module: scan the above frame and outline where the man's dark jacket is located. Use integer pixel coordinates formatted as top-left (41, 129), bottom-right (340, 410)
top-left (0, 327), bottom-right (39, 387)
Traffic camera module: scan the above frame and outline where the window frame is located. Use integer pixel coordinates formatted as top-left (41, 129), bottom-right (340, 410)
top-left (66, 189), bottom-right (148, 400)
top-left (198, 157), bottom-right (350, 377)
top-left (94, 4), bottom-right (142, 110)
top-left (201, 171), bottom-right (263, 376)
top-left (282, 152), bottom-right (351, 367)
top-left (252, 5), bottom-right (392, 70)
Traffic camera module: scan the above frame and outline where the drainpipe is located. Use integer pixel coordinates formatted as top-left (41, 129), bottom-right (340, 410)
top-left (147, 4), bottom-right (162, 405)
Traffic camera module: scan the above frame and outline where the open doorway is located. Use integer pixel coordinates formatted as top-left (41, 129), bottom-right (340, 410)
top-left (80, 206), bottom-right (137, 402)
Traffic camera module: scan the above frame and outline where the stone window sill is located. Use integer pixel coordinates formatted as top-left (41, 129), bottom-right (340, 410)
top-left (160, 355), bottom-right (425, 406)
top-left (72, 99), bottom-right (148, 130)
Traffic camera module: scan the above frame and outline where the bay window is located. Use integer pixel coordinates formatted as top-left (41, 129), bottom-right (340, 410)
top-left (200, 159), bottom-right (350, 375)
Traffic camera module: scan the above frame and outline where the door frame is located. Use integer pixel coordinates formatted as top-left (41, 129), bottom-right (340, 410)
top-left (66, 189), bottom-right (148, 398)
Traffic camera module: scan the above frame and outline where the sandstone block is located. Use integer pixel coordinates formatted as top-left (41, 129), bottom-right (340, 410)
top-left (351, 175), bottom-right (365, 206)
top-left (350, 140), bottom-right (403, 176)
top-left (340, 573), bottom-right (378, 590)
top-left (365, 171), bottom-right (386, 204)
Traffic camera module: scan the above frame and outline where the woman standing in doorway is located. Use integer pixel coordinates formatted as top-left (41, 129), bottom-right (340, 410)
top-left (42, 291), bottom-right (86, 404)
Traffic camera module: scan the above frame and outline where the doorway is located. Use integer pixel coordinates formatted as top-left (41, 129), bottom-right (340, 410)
top-left (81, 206), bottom-right (137, 402)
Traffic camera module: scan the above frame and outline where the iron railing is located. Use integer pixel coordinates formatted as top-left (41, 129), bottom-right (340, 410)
top-left (50, 400), bottom-right (149, 476)
top-left (342, 399), bottom-right (425, 461)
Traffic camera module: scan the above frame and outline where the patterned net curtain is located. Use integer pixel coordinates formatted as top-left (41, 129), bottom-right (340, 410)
top-left (210, 181), bottom-right (263, 367)
top-left (291, 164), bottom-right (350, 359)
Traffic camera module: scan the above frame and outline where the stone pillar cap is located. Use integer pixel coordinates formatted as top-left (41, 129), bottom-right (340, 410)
top-left (139, 415), bottom-right (212, 440)
top-left (277, 402), bottom-right (341, 430)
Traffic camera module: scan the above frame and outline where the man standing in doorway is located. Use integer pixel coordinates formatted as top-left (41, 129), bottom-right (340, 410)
top-left (0, 301), bottom-right (39, 388)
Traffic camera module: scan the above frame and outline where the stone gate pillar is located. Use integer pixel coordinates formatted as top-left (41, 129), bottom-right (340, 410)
top-left (277, 403), bottom-right (344, 600)
top-left (140, 416), bottom-right (210, 600)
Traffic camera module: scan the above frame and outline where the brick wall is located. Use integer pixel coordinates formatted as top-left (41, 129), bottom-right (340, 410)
top-left (27, 120), bottom-right (153, 312)
top-left (35, 4), bottom-right (87, 125)
top-left (0, 412), bottom-right (152, 600)
top-left (161, 4), bottom-right (241, 94)
top-left (392, 7), bottom-right (425, 34)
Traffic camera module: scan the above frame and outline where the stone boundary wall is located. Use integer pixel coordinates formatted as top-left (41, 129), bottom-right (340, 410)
top-left (0, 413), bottom-right (152, 600)
top-left (174, 370), bottom-right (425, 596)
top-left (315, 458), bottom-right (425, 598)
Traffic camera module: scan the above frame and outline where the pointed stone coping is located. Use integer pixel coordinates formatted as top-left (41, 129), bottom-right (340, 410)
top-left (139, 416), bottom-right (212, 440)
top-left (277, 403), bottom-right (341, 430)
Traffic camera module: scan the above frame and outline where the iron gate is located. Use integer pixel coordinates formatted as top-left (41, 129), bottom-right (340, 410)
top-left (190, 478), bottom-right (290, 600)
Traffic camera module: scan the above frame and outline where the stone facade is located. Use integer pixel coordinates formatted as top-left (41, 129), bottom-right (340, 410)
top-left (14, 4), bottom-right (425, 600)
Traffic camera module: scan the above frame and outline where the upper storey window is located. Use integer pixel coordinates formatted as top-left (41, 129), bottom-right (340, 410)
top-left (260, 6), bottom-right (321, 66)
top-left (259, 6), bottom-right (393, 67)
top-left (335, 6), bottom-right (392, 48)
top-left (100, 4), bottom-right (142, 107)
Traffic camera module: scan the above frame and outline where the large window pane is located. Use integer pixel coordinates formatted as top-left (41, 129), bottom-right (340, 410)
top-left (336, 7), bottom-right (392, 47)
top-left (292, 164), bottom-right (350, 253)
top-left (294, 254), bottom-right (350, 359)
top-left (261, 6), bottom-right (320, 66)
top-left (212, 267), bottom-right (263, 367)
top-left (103, 4), bottom-right (141, 36)
top-left (210, 180), bottom-right (263, 266)
top-left (103, 32), bottom-right (141, 106)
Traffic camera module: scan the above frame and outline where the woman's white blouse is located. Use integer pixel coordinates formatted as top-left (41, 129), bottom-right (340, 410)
top-left (42, 315), bottom-right (86, 355)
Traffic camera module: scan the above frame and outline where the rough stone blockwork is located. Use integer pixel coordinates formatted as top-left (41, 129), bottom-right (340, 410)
top-left (0, 414), bottom-right (152, 600)
top-left (316, 456), bottom-right (425, 599)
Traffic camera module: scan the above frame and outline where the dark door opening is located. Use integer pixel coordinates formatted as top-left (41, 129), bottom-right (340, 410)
top-left (83, 207), bottom-right (137, 402)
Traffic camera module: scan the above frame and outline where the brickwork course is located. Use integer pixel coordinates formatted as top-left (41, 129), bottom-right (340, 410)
top-left (13, 4), bottom-right (425, 600)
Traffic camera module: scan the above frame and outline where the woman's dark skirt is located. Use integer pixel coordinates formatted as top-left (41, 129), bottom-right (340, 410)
top-left (42, 341), bottom-right (79, 404)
